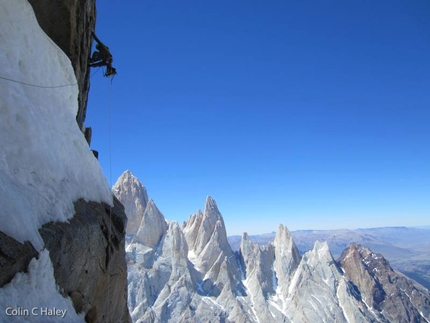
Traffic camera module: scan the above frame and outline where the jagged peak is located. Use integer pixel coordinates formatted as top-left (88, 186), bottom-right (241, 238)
top-left (204, 196), bottom-right (221, 218)
top-left (274, 224), bottom-right (297, 250)
top-left (122, 169), bottom-right (133, 177)
top-left (132, 199), bottom-right (167, 248)
top-left (240, 232), bottom-right (253, 253)
top-left (142, 199), bottom-right (164, 222)
top-left (113, 170), bottom-right (148, 235)
top-left (313, 240), bottom-right (329, 252)
top-left (303, 240), bottom-right (335, 265)
top-left (115, 169), bottom-right (136, 183)
top-left (112, 170), bottom-right (148, 199)
top-left (184, 197), bottom-right (231, 266)
top-left (273, 223), bottom-right (301, 293)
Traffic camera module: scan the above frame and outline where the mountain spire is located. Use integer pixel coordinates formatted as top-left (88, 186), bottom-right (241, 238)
top-left (113, 170), bottom-right (148, 235)
top-left (132, 199), bottom-right (167, 248)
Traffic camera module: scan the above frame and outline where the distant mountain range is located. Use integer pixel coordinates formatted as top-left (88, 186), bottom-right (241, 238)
top-left (114, 170), bottom-right (430, 322)
top-left (228, 226), bottom-right (430, 290)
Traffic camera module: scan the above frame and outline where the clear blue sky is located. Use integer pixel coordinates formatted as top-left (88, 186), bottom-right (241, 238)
top-left (86, 0), bottom-right (430, 235)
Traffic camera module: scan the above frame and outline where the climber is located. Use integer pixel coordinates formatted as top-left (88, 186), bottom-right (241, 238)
top-left (89, 32), bottom-right (117, 77)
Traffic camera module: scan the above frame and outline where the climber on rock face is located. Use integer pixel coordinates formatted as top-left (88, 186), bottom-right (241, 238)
top-left (89, 32), bottom-right (117, 77)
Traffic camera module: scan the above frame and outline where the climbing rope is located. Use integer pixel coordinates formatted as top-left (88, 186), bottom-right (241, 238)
top-left (0, 75), bottom-right (77, 88)
top-left (107, 78), bottom-right (114, 323)
top-left (0, 66), bottom-right (104, 89)
top-left (90, 66), bottom-right (102, 78)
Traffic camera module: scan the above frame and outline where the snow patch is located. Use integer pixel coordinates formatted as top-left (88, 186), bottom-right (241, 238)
top-left (272, 266), bottom-right (278, 290)
top-left (336, 281), bottom-right (351, 323)
top-left (0, 250), bottom-right (84, 322)
top-left (201, 296), bottom-right (225, 313)
top-left (0, 0), bottom-right (112, 250)
top-left (419, 311), bottom-right (430, 323)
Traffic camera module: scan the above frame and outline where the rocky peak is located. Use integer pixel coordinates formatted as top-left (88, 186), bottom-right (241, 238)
top-left (273, 224), bottom-right (301, 295)
top-left (184, 196), bottom-right (230, 259)
top-left (339, 243), bottom-right (389, 310)
top-left (132, 199), bottom-right (167, 248)
top-left (305, 240), bottom-right (335, 264)
top-left (113, 170), bottom-right (148, 235)
top-left (340, 243), bottom-right (430, 322)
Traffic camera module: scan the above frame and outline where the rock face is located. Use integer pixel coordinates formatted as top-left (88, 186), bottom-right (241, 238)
top-left (40, 198), bottom-right (130, 323)
top-left (132, 199), bottom-right (167, 248)
top-left (126, 196), bottom-right (249, 323)
top-left (113, 171), bottom-right (149, 235)
top-left (0, 232), bottom-right (38, 288)
top-left (229, 227), bottom-right (430, 291)
top-left (121, 181), bottom-right (430, 322)
top-left (339, 244), bottom-right (430, 323)
top-left (28, 0), bottom-right (96, 130)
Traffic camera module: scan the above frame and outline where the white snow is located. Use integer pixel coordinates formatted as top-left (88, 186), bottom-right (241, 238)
top-left (272, 266), bottom-right (278, 290)
top-left (0, 0), bottom-right (112, 250)
top-left (0, 249), bottom-right (85, 322)
top-left (336, 281), bottom-right (351, 323)
top-left (201, 296), bottom-right (226, 312)
top-left (419, 311), bottom-right (430, 323)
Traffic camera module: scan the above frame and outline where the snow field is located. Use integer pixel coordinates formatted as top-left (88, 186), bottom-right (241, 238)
top-left (0, 0), bottom-right (112, 250)
top-left (0, 249), bottom-right (84, 322)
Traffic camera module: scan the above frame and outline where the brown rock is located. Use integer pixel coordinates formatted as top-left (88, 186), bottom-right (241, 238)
top-left (39, 197), bottom-right (131, 323)
top-left (339, 243), bottom-right (430, 322)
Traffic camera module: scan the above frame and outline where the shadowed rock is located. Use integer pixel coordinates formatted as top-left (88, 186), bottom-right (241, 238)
top-left (0, 232), bottom-right (38, 287)
top-left (40, 197), bottom-right (131, 323)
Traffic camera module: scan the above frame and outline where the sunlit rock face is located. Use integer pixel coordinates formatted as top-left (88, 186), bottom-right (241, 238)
top-left (113, 170), bottom-right (149, 235)
top-left (339, 244), bottom-right (430, 322)
top-left (114, 169), bottom-right (430, 322)
top-left (122, 189), bottom-right (430, 322)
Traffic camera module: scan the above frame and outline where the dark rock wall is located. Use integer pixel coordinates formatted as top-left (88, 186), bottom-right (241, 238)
top-left (0, 232), bottom-right (38, 288)
top-left (28, 0), bottom-right (96, 131)
top-left (40, 198), bottom-right (131, 323)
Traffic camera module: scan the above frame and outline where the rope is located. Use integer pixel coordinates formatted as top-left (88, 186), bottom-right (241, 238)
top-left (107, 78), bottom-right (113, 323)
top-left (90, 66), bottom-right (102, 78)
top-left (0, 75), bottom-right (77, 88)
top-left (0, 66), bottom-right (105, 89)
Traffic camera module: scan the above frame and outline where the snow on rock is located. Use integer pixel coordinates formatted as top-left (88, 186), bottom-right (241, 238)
top-left (0, 0), bottom-right (112, 250)
top-left (0, 249), bottom-right (84, 322)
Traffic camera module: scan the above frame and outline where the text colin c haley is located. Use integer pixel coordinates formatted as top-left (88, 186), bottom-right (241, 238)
top-left (5, 306), bottom-right (68, 318)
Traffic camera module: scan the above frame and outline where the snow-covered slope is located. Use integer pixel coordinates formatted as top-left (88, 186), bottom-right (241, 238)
top-left (0, 0), bottom-right (119, 321)
top-left (0, 250), bottom-right (84, 322)
top-left (0, 0), bottom-right (112, 251)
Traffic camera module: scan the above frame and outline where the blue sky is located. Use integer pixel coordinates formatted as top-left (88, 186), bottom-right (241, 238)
top-left (86, 0), bottom-right (430, 235)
